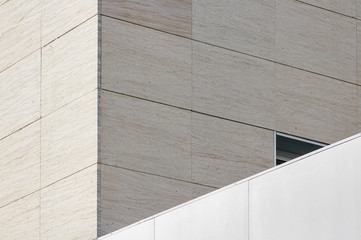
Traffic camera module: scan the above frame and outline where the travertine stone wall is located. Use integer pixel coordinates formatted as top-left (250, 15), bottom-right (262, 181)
top-left (1, 0), bottom-right (361, 239)
top-left (99, 0), bottom-right (361, 235)
top-left (0, 0), bottom-right (98, 239)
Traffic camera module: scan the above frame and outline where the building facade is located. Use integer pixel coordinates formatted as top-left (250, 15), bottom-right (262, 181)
top-left (0, 0), bottom-right (360, 239)
top-left (100, 133), bottom-right (361, 240)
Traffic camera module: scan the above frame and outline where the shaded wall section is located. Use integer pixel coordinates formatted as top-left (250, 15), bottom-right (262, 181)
top-left (99, 0), bottom-right (361, 236)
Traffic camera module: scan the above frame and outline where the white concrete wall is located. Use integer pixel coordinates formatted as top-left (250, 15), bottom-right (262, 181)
top-left (100, 133), bottom-right (361, 240)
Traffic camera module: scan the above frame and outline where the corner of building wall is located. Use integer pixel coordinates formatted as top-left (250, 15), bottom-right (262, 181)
top-left (97, 1), bottom-right (103, 237)
top-left (96, 156), bottom-right (101, 239)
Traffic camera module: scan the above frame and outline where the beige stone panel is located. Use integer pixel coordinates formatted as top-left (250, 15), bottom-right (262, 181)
top-left (191, 113), bottom-right (274, 188)
top-left (0, 192), bottom-right (39, 239)
top-left (0, 122), bottom-right (40, 207)
top-left (0, 0), bottom-right (8, 6)
top-left (300, 0), bottom-right (356, 17)
top-left (276, 64), bottom-right (358, 144)
top-left (102, 0), bottom-right (191, 38)
top-left (100, 90), bottom-right (191, 180)
top-left (100, 165), bottom-right (195, 235)
top-left (102, 17), bottom-right (191, 109)
top-left (42, 0), bottom-right (97, 45)
top-left (41, 165), bottom-right (97, 240)
top-left (0, 51), bottom-right (40, 139)
top-left (42, 16), bottom-right (98, 116)
top-left (41, 91), bottom-right (97, 187)
top-left (192, 42), bottom-right (275, 129)
top-left (192, 184), bottom-right (217, 199)
top-left (356, 20), bottom-right (361, 85)
top-left (0, 0), bottom-right (40, 73)
top-left (193, 0), bottom-right (275, 59)
top-left (357, 0), bottom-right (361, 19)
top-left (276, 0), bottom-right (357, 83)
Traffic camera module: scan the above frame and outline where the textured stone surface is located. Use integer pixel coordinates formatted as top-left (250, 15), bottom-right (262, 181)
top-left (0, 192), bottom-right (39, 240)
top-left (102, 0), bottom-right (191, 37)
top-left (102, 17), bottom-right (191, 109)
top-left (357, 21), bottom-right (361, 85)
top-left (191, 184), bottom-right (217, 199)
top-left (0, 0), bottom-right (40, 72)
top-left (193, 0), bottom-right (275, 59)
top-left (41, 91), bottom-right (98, 187)
top-left (276, 64), bottom-right (358, 144)
top-left (42, 0), bottom-right (97, 45)
top-left (191, 113), bottom-right (274, 188)
top-left (42, 16), bottom-right (98, 116)
top-left (0, 51), bottom-right (40, 140)
top-left (100, 165), bottom-right (198, 235)
top-left (100, 90), bottom-right (191, 181)
top-left (41, 165), bottom-right (97, 240)
top-left (300, 0), bottom-right (356, 17)
top-left (276, 0), bottom-right (357, 83)
top-left (192, 42), bottom-right (275, 129)
top-left (0, 122), bottom-right (40, 207)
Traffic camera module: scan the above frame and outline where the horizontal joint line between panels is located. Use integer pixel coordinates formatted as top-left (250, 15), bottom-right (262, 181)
top-left (98, 163), bottom-right (218, 190)
top-left (294, 0), bottom-right (359, 19)
top-left (99, 15), bottom-right (360, 87)
top-left (0, 163), bottom-right (100, 210)
top-left (0, 118), bottom-right (41, 142)
top-left (100, 88), bottom-right (274, 132)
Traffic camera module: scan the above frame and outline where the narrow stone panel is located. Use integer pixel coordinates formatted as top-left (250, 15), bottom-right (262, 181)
top-left (0, 0), bottom-right (40, 73)
top-left (42, 16), bottom-right (98, 116)
top-left (100, 90), bottom-right (191, 181)
top-left (192, 42), bottom-right (275, 129)
top-left (0, 192), bottom-right (39, 240)
top-left (357, 21), bottom-right (361, 85)
top-left (191, 184), bottom-right (217, 199)
top-left (276, 64), bottom-right (358, 144)
top-left (300, 0), bottom-right (356, 17)
top-left (41, 165), bottom-right (97, 240)
top-left (102, 0), bottom-right (192, 38)
top-left (102, 17), bottom-right (192, 109)
top-left (100, 165), bottom-right (199, 235)
top-left (192, 113), bottom-right (274, 188)
top-left (276, 0), bottom-right (357, 83)
top-left (193, 0), bottom-right (275, 59)
top-left (41, 91), bottom-right (98, 187)
top-left (0, 51), bottom-right (40, 140)
top-left (0, 121), bottom-right (40, 207)
top-left (42, 0), bottom-right (97, 45)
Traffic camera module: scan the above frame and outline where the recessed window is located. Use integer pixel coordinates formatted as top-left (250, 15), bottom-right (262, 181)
top-left (275, 133), bottom-right (326, 166)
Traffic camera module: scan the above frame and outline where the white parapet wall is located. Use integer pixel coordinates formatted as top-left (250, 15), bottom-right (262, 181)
top-left (99, 133), bottom-right (361, 240)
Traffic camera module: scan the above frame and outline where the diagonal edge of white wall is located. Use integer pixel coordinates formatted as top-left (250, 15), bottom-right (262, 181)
top-left (99, 133), bottom-right (361, 240)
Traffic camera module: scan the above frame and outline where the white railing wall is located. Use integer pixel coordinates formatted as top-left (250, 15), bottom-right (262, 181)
top-left (99, 133), bottom-right (361, 240)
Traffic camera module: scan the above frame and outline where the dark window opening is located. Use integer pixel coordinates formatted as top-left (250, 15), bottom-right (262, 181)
top-left (275, 133), bottom-right (326, 166)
